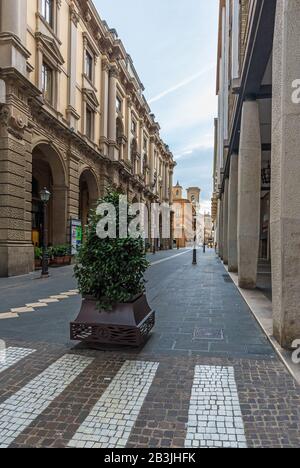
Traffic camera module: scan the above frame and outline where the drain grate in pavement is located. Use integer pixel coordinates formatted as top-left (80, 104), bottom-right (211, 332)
top-left (223, 274), bottom-right (233, 283)
top-left (193, 328), bottom-right (224, 341)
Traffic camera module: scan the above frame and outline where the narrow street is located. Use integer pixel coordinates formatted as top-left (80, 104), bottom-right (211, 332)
top-left (0, 250), bottom-right (299, 448)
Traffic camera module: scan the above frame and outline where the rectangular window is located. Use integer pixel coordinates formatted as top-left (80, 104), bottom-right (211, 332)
top-left (85, 50), bottom-right (93, 82)
top-left (116, 96), bottom-right (122, 113)
top-left (143, 137), bottom-right (148, 151)
top-left (42, 62), bottom-right (53, 104)
top-left (42, 0), bottom-right (54, 27)
top-left (131, 119), bottom-right (137, 135)
top-left (86, 106), bottom-right (93, 140)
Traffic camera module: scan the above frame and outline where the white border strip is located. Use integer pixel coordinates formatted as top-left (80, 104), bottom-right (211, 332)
top-left (0, 354), bottom-right (93, 448)
top-left (225, 266), bottom-right (300, 385)
top-left (68, 360), bottom-right (159, 449)
top-left (150, 249), bottom-right (192, 266)
top-left (185, 365), bottom-right (247, 448)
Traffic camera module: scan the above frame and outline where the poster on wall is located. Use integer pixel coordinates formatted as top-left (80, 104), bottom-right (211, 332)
top-left (71, 219), bottom-right (82, 255)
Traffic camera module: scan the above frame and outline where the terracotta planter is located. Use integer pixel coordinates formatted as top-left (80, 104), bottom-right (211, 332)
top-left (35, 259), bottom-right (42, 270)
top-left (70, 294), bottom-right (155, 347)
top-left (54, 257), bottom-right (65, 265)
top-left (63, 255), bottom-right (72, 265)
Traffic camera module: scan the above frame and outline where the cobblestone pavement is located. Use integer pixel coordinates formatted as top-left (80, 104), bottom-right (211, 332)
top-left (0, 250), bottom-right (299, 448)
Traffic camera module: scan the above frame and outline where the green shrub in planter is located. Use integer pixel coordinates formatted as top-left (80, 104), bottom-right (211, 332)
top-left (74, 189), bottom-right (149, 310)
top-left (51, 245), bottom-right (71, 258)
top-left (34, 247), bottom-right (42, 260)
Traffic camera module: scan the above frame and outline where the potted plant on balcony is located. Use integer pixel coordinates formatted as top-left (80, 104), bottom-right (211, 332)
top-left (70, 189), bottom-right (155, 347)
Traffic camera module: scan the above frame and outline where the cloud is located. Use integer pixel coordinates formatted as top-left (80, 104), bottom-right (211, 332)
top-left (148, 64), bottom-right (215, 104)
top-left (174, 146), bottom-right (213, 215)
top-left (174, 134), bottom-right (214, 160)
top-left (200, 199), bottom-right (212, 215)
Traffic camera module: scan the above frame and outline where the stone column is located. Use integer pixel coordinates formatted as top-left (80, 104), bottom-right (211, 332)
top-left (100, 58), bottom-right (110, 157)
top-left (138, 119), bottom-right (144, 174)
top-left (0, 0), bottom-right (27, 44)
top-left (237, 99), bottom-right (261, 289)
top-left (165, 164), bottom-right (169, 200)
top-left (271, 0), bottom-right (300, 348)
top-left (169, 169), bottom-right (173, 203)
top-left (108, 67), bottom-right (118, 160)
top-left (149, 136), bottom-right (155, 186)
top-left (126, 97), bottom-right (132, 162)
top-left (219, 196), bottom-right (224, 259)
top-left (108, 67), bottom-right (117, 141)
top-left (228, 153), bottom-right (238, 272)
top-left (67, 6), bottom-right (79, 129)
top-left (216, 199), bottom-right (220, 253)
top-left (223, 178), bottom-right (229, 265)
top-left (0, 0), bottom-right (28, 74)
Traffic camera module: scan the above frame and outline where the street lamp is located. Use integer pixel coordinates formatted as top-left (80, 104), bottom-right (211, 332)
top-left (192, 214), bottom-right (197, 265)
top-left (40, 187), bottom-right (51, 278)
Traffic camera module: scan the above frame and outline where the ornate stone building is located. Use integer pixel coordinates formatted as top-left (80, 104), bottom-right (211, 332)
top-left (0, 0), bottom-right (175, 277)
top-left (213, 0), bottom-right (300, 349)
top-left (172, 183), bottom-right (201, 248)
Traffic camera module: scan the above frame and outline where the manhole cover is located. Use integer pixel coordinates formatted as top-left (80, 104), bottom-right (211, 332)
top-left (193, 328), bottom-right (224, 341)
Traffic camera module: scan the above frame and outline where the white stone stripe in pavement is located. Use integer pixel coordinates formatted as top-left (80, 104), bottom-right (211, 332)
top-left (0, 347), bottom-right (35, 374)
top-left (0, 289), bottom-right (80, 320)
top-left (0, 354), bottom-right (93, 448)
top-left (185, 366), bottom-right (247, 448)
top-left (68, 360), bottom-right (159, 449)
top-left (150, 249), bottom-right (191, 266)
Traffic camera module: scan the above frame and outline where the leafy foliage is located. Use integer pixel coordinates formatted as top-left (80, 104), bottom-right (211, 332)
top-left (49, 245), bottom-right (72, 258)
top-left (74, 188), bottom-right (149, 310)
top-left (34, 247), bottom-right (42, 260)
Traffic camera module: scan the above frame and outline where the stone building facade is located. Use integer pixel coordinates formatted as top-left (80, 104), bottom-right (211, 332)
top-left (213, 0), bottom-right (300, 349)
top-left (0, 0), bottom-right (175, 277)
top-left (172, 183), bottom-right (201, 248)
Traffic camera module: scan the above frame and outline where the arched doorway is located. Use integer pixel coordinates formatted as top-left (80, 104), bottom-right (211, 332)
top-left (32, 143), bottom-right (67, 248)
top-left (79, 169), bottom-right (99, 233)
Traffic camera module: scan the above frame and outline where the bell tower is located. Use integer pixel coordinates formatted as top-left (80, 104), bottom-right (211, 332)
top-left (187, 187), bottom-right (201, 204)
top-left (173, 181), bottom-right (183, 200)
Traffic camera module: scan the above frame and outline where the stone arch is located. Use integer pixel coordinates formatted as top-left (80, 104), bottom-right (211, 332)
top-left (79, 167), bottom-right (100, 230)
top-left (31, 142), bottom-right (68, 247)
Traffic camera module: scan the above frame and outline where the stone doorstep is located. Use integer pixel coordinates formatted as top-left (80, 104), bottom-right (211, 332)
top-left (0, 312), bottom-right (19, 320)
top-left (225, 265), bottom-right (300, 386)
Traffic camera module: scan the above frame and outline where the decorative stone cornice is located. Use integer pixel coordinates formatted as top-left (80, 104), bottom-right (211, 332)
top-left (0, 104), bottom-right (28, 140)
top-left (70, 2), bottom-right (80, 27)
top-left (35, 32), bottom-right (65, 66)
top-left (0, 105), bottom-right (10, 127)
top-left (0, 33), bottom-right (31, 61)
top-left (109, 66), bottom-right (119, 80)
top-left (0, 68), bottom-right (41, 99)
top-left (101, 57), bottom-right (110, 73)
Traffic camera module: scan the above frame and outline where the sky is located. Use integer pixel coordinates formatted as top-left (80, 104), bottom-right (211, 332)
top-left (94, 0), bottom-right (219, 213)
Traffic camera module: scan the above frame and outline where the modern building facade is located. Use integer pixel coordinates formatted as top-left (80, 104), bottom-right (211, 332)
top-left (213, 0), bottom-right (300, 349)
top-left (0, 0), bottom-right (175, 277)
